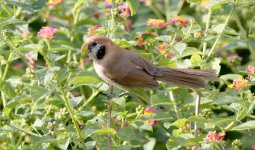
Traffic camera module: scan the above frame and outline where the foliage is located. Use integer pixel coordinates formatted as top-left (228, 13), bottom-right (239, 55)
top-left (0, 0), bottom-right (255, 149)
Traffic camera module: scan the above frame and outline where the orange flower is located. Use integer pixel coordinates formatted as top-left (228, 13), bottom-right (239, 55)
top-left (47, 0), bottom-right (63, 7)
top-left (146, 120), bottom-right (158, 126)
top-left (171, 16), bottom-right (190, 27)
top-left (87, 25), bottom-right (101, 36)
top-left (204, 131), bottom-right (225, 143)
top-left (147, 19), bottom-right (167, 29)
top-left (229, 78), bottom-right (248, 89)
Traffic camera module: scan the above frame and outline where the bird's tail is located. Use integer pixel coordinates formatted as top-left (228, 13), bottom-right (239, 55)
top-left (156, 67), bottom-right (218, 88)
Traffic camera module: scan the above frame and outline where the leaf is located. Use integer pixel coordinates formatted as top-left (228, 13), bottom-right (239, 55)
top-left (186, 116), bottom-right (210, 123)
top-left (155, 35), bottom-right (172, 42)
top-left (33, 119), bottom-right (44, 128)
top-left (174, 42), bottom-right (187, 55)
top-left (212, 95), bottom-right (240, 104)
top-left (150, 94), bottom-right (172, 106)
top-left (86, 141), bottom-right (96, 150)
top-left (36, 68), bottom-right (52, 85)
top-left (70, 76), bottom-right (100, 86)
top-left (220, 74), bottom-right (243, 81)
top-left (94, 128), bottom-right (116, 135)
top-left (3, 96), bottom-right (31, 115)
top-left (31, 86), bottom-right (52, 103)
top-left (181, 47), bottom-right (202, 58)
top-left (127, 0), bottom-right (140, 16)
top-left (31, 136), bottom-right (57, 143)
top-left (190, 54), bottom-right (202, 66)
top-left (70, 96), bottom-right (83, 108)
top-left (232, 121), bottom-right (255, 130)
top-left (117, 126), bottom-right (136, 141)
top-left (0, 18), bottom-right (25, 28)
top-left (111, 97), bottom-right (126, 111)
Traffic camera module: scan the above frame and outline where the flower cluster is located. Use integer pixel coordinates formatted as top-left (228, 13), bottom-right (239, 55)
top-left (118, 4), bottom-right (131, 19)
top-left (104, 0), bottom-right (120, 7)
top-left (47, 0), bottom-right (63, 7)
top-left (171, 16), bottom-right (190, 27)
top-left (156, 42), bottom-right (174, 58)
top-left (137, 32), bottom-right (157, 46)
top-left (37, 27), bottom-right (57, 40)
top-left (87, 25), bottom-right (101, 36)
top-left (147, 19), bottom-right (167, 29)
top-left (204, 131), bottom-right (225, 143)
top-left (26, 53), bottom-right (36, 70)
top-left (247, 65), bottom-right (255, 74)
top-left (22, 31), bottom-right (30, 38)
top-left (229, 78), bottom-right (248, 89)
top-left (144, 107), bottom-right (158, 126)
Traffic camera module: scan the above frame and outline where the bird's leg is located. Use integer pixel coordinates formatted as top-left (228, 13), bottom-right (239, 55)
top-left (107, 84), bottom-right (113, 150)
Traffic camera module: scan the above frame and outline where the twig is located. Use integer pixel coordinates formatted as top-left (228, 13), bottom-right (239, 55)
top-left (194, 91), bottom-right (201, 137)
top-left (107, 85), bottom-right (113, 150)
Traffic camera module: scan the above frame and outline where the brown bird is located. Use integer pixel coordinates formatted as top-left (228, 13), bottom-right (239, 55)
top-left (81, 35), bottom-right (217, 92)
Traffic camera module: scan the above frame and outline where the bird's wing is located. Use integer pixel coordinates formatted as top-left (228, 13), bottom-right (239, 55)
top-left (125, 50), bottom-right (161, 76)
top-left (111, 68), bottom-right (159, 89)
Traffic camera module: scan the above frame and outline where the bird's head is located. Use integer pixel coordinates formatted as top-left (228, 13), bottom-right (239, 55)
top-left (81, 35), bottom-right (116, 61)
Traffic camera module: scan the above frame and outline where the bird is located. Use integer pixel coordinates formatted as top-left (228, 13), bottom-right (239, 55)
top-left (81, 35), bottom-right (218, 92)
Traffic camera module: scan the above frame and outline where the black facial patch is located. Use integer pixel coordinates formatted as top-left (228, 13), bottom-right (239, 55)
top-left (96, 45), bottom-right (105, 60)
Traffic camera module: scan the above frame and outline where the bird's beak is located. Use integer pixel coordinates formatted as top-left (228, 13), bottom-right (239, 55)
top-left (81, 43), bottom-right (88, 54)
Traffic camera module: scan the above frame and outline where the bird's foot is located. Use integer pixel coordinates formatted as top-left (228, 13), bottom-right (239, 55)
top-left (107, 93), bottom-right (116, 100)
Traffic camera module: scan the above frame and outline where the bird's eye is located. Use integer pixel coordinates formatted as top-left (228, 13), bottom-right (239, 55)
top-left (92, 41), bottom-right (97, 46)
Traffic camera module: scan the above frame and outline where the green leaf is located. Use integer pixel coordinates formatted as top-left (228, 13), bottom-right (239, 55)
top-left (70, 96), bottom-right (83, 108)
top-left (36, 68), bottom-right (52, 85)
top-left (3, 96), bottom-right (31, 115)
top-left (213, 24), bottom-right (225, 34)
top-left (155, 35), bottom-right (172, 42)
top-left (232, 120), bottom-right (255, 130)
top-left (212, 95), bottom-right (240, 104)
top-left (31, 136), bottom-right (57, 143)
top-left (186, 116), bottom-right (210, 122)
top-left (31, 86), bottom-right (52, 103)
top-left (181, 47), bottom-right (202, 58)
top-left (111, 97), bottom-right (126, 111)
top-left (70, 76), bottom-right (100, 86)
top-left (117, 126), bottom-right (136, 141)
top-left (127, 0), bottom-right (140, 16)
top-left (220, 74), bottom-right (243, 81)
top-left (190, 54), bottom-right (202, 66)
top-left (94, 128), bottom-right (116, 135)
top-left (0, 18), bottom-right (25, 28)
top-left (150, 94), bottom-right (172, 106)
top-left (174, 42), bottom-right (187, 55)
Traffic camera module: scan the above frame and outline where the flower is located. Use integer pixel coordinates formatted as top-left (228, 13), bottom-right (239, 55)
top-left (171, 16), bottom-right (190, 27)
top-left (147, 19), bottom-right (167, 29)
top-left (26, 53), bottom-right (36, 70)
top-left (194, 31), bottom-right (203, 39)
top-left (104, 0), bottom-right (120, 7)
top-left (247, 65), bottom-right (255, 74)
top-left (229, 78), bottom-right (248, 89)
top-left (204, 131), bottom-right (225, 143)
top-left (144, 107), bottom-right (156, 115)
top-left (200, 0), bottom-right (211, 8)
top-left (146, 120), bottom-right (158, 126)
top-left (87, 25), bottom-right (101, 36)
top-left (37, 27), bottom-right (57, 40)
top-left (136, 32), bottom-right (157, 46)
top-left (156, 42), bottom-right (174, 58)
top-left (118, 4), bottom-right (131, 19)
top-left (22, 31), bottom-right (30, 38)
top-left (252, 144), bottom-right (255, 150)
top-left (47, 0), bottom-right (63, 7)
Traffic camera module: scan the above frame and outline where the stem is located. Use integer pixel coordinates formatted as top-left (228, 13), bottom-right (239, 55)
top-left (42, 53), bottom-right (86, 149)
top-left (202, 8), bottom-right (212, 58)
top-left (78, 89), bottom-right (100, 111)
top-left (224, 121), bottom-right (236, 131)
top-left (110, 0), bottom-right (115, 38)
top-left (10, 132), bottom-right (16, 150)
top-left (107, 85), bottom-right (113, 150)
top-left (194, 91), bottom-right (201, 137)
top-left (164, 0), bottom-right (170, 21)
top-left (169, 90), bottom-right (180, 119)
top-left (207, 0), bottom-right (239, 58)
top-left (9, 123), bottom-right (41, 137)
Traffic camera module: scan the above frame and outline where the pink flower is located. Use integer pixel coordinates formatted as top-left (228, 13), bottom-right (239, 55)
top-left (252, 144), bottom-right (255, 150)
top-left (147, 19), bottom-right (167, 29)
top-left (104, 0), bottom-right (120, 7)
top-left (144, 107), bottom-right (156, 115)
top-left (37, 27), bottom-right (57, 40)
top-left (171, 16), bottom-right (190, 27)
top-left (168, 51), bottom-right (174, 58)
top-left (204, 131), bottom-right (225, 143)
top-left (26, 54), bottom-right (36, 70)
top-left (47, 0), bottom-right (64, 7)
top-left (140, 0), bottom-right (146, 2)
top-left (247, 65), bottom-right (255, 74)
top-left (229, 78), bottom-right (248, 89)
top-left (118, 4), bottom-right (131, 19)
